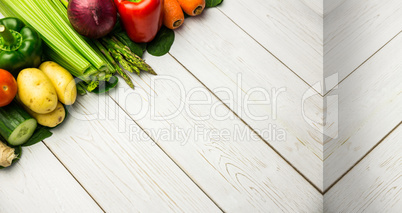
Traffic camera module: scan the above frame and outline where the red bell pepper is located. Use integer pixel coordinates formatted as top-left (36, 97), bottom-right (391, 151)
top-left (114, 0), bottom-right (163, 43)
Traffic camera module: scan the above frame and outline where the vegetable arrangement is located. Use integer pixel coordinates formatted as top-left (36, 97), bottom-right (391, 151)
top-left (0, 0), bottom-right (224, 168)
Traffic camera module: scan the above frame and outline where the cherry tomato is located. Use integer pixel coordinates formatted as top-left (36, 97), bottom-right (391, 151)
top-left (0, 69), bottom-right (18, 107)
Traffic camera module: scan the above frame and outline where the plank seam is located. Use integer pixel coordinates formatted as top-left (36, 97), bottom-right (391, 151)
top-left (323, 121), bottom-right (402, 194)
top-left (41, 141), bottom-right (106, 213)
top-left (106, 94), bottom-right (225, 213)
top-left (216, 7), bottom-right (323, 97)
top-left (324, 29), bottom-right (402, 96)
top-left (168, 53), bottom-right (323, 194)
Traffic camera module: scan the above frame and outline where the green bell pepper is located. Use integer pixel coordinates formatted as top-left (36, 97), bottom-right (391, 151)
top-left (0, 17), bottom-right (42, 75)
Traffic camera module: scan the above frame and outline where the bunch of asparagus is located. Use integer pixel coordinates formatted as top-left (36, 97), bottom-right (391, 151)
top-left (95, 35), bottom-right (156, 89)
top-left (57, 0), bottom-right (156, 92)
top-left (74, 33), bottom-right (156, 94)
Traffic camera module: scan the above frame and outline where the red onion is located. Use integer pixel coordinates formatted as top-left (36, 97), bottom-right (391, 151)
top-left (68, 0), bottom-right (117, 39)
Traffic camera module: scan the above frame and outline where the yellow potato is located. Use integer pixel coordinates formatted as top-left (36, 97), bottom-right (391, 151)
top-left (39, 61), bottom-right (77, 105)
top-left (17, 68), bottom-right (58, 114)
top-left (24, 102), bottom-right (65, 128)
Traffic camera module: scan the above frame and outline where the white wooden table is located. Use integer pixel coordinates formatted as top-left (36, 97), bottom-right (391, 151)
top-left (0, 0), bottom-right (401, 212)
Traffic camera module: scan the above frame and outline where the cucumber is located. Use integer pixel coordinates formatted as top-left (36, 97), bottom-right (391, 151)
top-left (0, 101), bottom-right (37, 146)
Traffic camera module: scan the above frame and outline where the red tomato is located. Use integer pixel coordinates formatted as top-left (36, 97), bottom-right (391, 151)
top-left (0, 69), bottom-right (18, 107)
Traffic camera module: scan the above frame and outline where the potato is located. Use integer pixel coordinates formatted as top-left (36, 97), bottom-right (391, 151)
top-left (39, 61), bottom-right (77, 105)
top-left (24, 102), bottom-right (65, 128)
top-left (17, 68), bottom-right (58, 114)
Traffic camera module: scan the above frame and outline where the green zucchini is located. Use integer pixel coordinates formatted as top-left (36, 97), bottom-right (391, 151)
top-left (0, 101), bottom-right (37, 146)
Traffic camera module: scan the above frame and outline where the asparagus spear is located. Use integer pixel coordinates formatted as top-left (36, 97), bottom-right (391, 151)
top-left (113, 32), bottom-right (146, 57)
top-left (95, 40), bottom-right (116, 68)
top-left (131, 65), bottom-right (141, 76)
top-left (115, 66), bottom-right (135, 89)
top-left (107, 37), bottom-right (157, 75)
top-left (101, 40), bottom-right (138, 75)
top-left (95, 40), bottom-right (134, 88)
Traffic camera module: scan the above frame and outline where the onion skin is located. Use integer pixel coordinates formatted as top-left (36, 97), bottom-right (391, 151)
top-left (68, 0), bottom-right (117, 39)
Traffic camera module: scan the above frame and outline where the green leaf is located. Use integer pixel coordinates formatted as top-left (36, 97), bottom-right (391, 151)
top-left (22, 126), bottom-right (53, 147)
top-left (147, 26), bottom-right (175, 57)
top-left (114, 32), bottom-right (146, 58)
top-left (92, 76), bottom-right (119, 94)
top-left (206, 0), bottom-right (224, 7)
top-left (111, 19), bottom-right (123, 33)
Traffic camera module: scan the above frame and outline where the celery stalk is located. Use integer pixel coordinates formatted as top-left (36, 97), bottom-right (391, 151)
top-left (90, 40), bottom-right (116, 74)
top-left (59, 0), bottom-right (69, 9)
top-left (1, 0), bottom-right (91, 77)
top-left (51, 0), bottom-right (69, 23)
top-left (36, 0), bottom-right (107, 71)
top-left (51, 0), bottom-right (110, 74)
top-left (0, 1), bottom-right (16, 17)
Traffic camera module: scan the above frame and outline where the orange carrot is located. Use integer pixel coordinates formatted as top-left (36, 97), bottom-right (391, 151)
top-left (163, 0), bottom-right (185, 29)
top-left (177, 0), bottom-right (205, 16)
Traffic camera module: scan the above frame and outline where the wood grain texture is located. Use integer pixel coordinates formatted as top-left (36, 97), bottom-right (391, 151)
top-left (169, 8), bottom-right (324, 190)
top-left (218, 0), bottom-right (323, 90)
top-left (44, 94), bottom-right (221, 212)
top-left (324, 0), bottom-right (402, 88)
top-left (324, 126), bottom-right (402, 212)
top-left (108, 54), bottom-right (323, 212)
top-left (302, 0), bottom-right (323, 16)
top-left (0, 143), bottom-right (102, 213)
top-left (324, 31), bottom-right (402, 190)
top-left (324, 0), bottom-right (347, 17)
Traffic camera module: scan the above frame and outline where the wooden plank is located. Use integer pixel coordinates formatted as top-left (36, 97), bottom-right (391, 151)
top-left (0, 11), bottom-right (217, 212)
top-left (0, 143), bottom-right (102, 212)
top-left (168, 8), bottom-right (324, 190)
top-left (324, 0), bottom-right (402, 88)
top-left (44, 94), bottom-right (221, 212)
top-left (324, 125), bottom-right (402, 212)
top-left (324, 0), bottom-right (346, 17)
top-left (108, 54), bottom-right (323, 211)
top-left (218, 0), bottom-right (323, 90)
top-left (302, 0), bottom-right (323, 16)
top-left (324, 31), bottom-right (402, 190)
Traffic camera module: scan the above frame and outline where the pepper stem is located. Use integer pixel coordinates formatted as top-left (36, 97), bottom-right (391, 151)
top-left (0, 25), bottom-right (15, 46)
